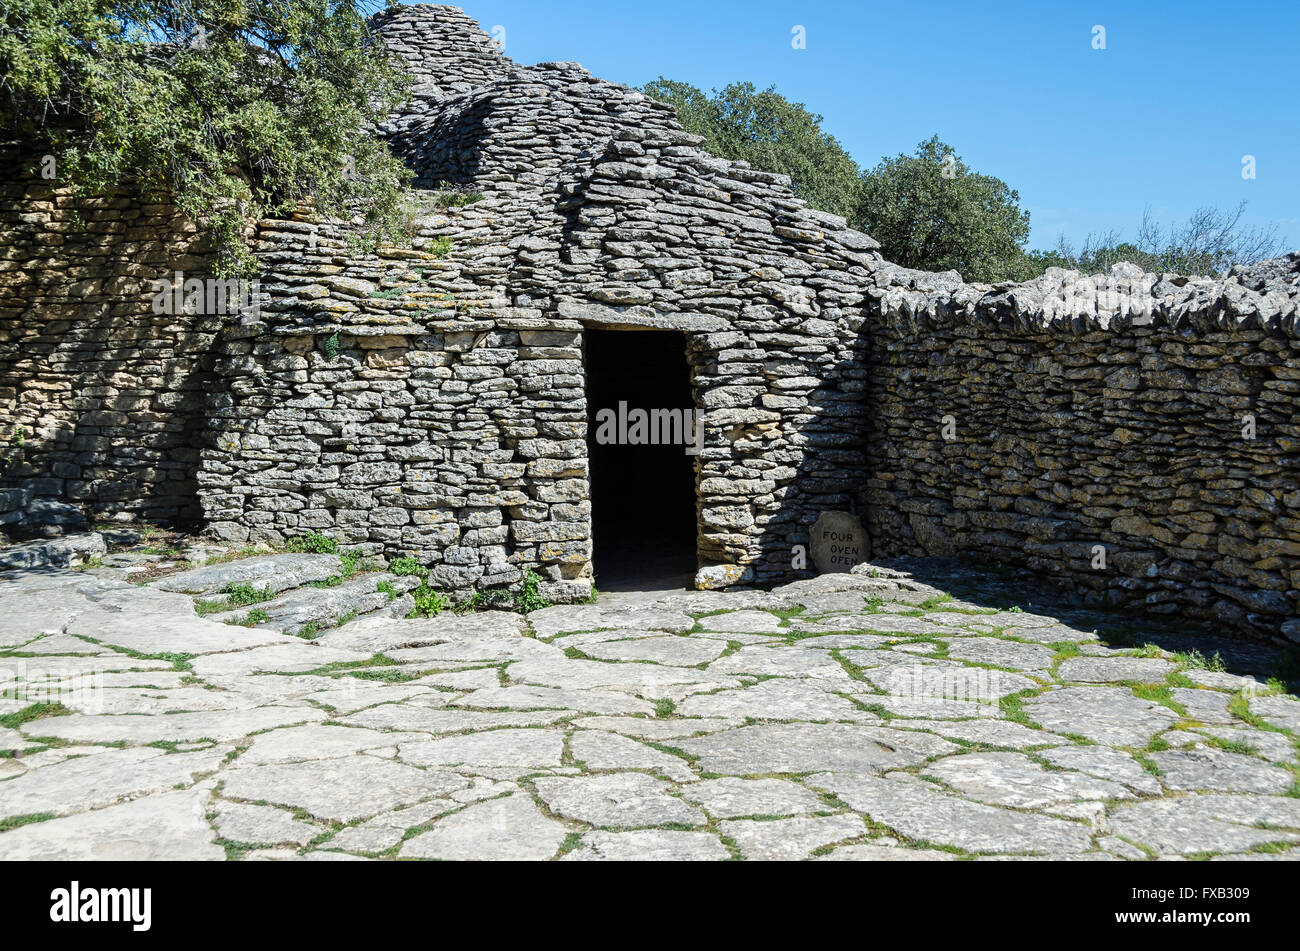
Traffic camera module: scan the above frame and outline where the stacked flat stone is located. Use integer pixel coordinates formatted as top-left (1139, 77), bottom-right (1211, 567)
top-left (2, 3), bottom-right (1298, 637)
top-left (0, 147), bottom-right (219, 523)
top-left (198, 4), bottom-right (885, 602)
top-left (861, 255), bottom-right (1300, 636)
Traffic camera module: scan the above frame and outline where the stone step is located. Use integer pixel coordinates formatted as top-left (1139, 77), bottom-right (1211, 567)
top-left (152, 553), bottom-right (344, 596)
top-left (212, 572), bottom-right (422, 636)
top-left (0, 532), bottom-right (105, 570)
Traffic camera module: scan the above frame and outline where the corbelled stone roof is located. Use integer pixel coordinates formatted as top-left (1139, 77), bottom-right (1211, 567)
top-left (371, 4), bottom-right (1300, 337)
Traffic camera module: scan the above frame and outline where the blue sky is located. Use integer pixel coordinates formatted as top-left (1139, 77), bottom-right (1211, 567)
top-left (424, 0), bottom-right (1299, 253)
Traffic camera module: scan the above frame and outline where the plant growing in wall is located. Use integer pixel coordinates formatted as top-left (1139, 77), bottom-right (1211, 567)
top-left (321, 332), bottom-right (341, 362)
top-left (1, 0), bottom-right (415, 276)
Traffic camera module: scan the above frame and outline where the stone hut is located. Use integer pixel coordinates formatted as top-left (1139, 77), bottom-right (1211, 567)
top-left (2, 4), bottom-right (1299, 638)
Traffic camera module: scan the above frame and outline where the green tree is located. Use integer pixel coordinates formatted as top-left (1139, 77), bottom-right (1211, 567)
top-left (1, 0), bottom-right (412, 275)
top-left (855, 135), bottom-right (1034, 282)
top-left (643, 78), bottom-right (862, 221)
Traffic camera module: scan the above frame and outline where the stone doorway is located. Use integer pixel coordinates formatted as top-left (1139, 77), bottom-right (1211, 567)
top-left (584, 329), bottom-right (697, 591)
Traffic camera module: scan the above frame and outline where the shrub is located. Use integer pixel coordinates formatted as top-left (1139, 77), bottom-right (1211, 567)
top-left (221, 583), bottom-right (276, 607)
top-left (408, 584), bottom-right (448, 618)
top-left (286, 531), bottom-right (338, 555)
top-left (511, 570), bottom-right (551, 614)
top-left (3, 0), bottom-right (415, 276)
top-left (388, 556), bottom-right (423, 577)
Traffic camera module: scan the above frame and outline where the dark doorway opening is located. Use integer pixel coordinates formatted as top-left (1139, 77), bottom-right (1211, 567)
top-left (585, 329), bottom-right (697, 591)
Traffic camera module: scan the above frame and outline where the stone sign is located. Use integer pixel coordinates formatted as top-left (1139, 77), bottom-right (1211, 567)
top-left (810, 511), bottom-right (868, 574)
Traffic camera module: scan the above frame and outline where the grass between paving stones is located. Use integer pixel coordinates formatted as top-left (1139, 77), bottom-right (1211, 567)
top-left (0, 812), bottom-right (57, 833)
top-left (1171, 649), bottom-right (1228, 672)
top-left (1130, 683), bottom-right (1188, 717)
top-left (917, 593), bottom-right (954, 611)
top-left (0, 701), bottom-right (70, 730)
top-left (226, 608), bottom-right (271, 627)
top-left (282, 654), bottom-right (401, 678)
top-left (196, 581), bottom-right (277, 617)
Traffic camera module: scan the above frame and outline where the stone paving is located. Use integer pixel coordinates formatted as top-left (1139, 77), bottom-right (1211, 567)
top-left (1, 554), bottom-right (1298, 861)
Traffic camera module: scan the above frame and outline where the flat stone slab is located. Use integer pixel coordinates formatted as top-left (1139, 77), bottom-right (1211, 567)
top-left (1107, 795), bottom-right (1300, 855)
top-left (401, 793), bottom-right (568, 860)
top-left (677, 678), bottom-right (873, 721)
top-left (326, 799), bottom-right (462, 854)
top-left (239, 724), bottom-right (429, 765)
top-left (791, 633), bottom-right (893, 650)
top-left (1193, 727), bottom-right (1297, 763)
top-left (315, 611), bottom-right (527, 652)
top-left (697, 610), bottom-right (787, 634)
top-left (676, 723), bottom-right (958, 775)
top-left (453, 684), bottom-right (655, 715)
top-left (721, 814), bottom-right (866, 860)
top-left (1057, 657), bottom-right (1176, 683)
top-left (10, 633), bottom-right (115, 655)
top-left (534, 772), bottom-right (706, 828)
top-left (561, 829), bottom-right (729, 861)
top-left (69, 610), bottom-right (287, 656)
top-left (506, 656), bottom-right (733, 694)
top-left (1038, 745), bottom-right (1163, 796)
top-left (1149, 748), bottom-right (1294, 793)
top-left (0, 532), bottom-right (105, 570)
top-left (220, 573), bottom-right (409, 635)
top-left (708, 646), bottom-right (850, 680)
top-left (0, 746), bottom-right (227, 819)
top-left (0, 789), bottom-right (222, 860)
top-left (1249, 694), bottom-right (1300, 731)
top-left (924, 752), bottom-right (1133, 807)
top-left (221, 756), bottom-right (468, 823)
top-left (341, 704), bottom-right (569, 733)
top-left (680, 777), bottom-right (827, 818)
top-left (397, 728), bottom-right (566, 768)
top-left (1169, 687), bottom-right (1235, 723)
top-left (808, 773), bottom-right (1094, 854)
top-left (528, 604), bottom-right (695, 637)
top-left (384, 638), bottom-right (561, 666)
top-left (1023, 687), bottom-right (1180, 746)
top-left (187, 642), bottom-right (374, 679)
top-left (22, 705), bottom-right (327, 744)
top-left (815, 843), bottom-right (957, 861)
top-left (2, 559), bottom-right (1297, 861)
top-left (214, 801), bottom-right (324, 846)
top-left (152, 554), bottom-right (343, 595)
top-left (569, 716), bottom-right (744, 740)
top-left (581, 635), bottom-right (727, 666)
top-left (859, 659), bottom-right (1036, 701)
top-left (569, 729), bottom-right (695, 781)
top-left (889, 719), bottom-right (1066, 749)
top-left (944, 638), bottom-right (1056, 671)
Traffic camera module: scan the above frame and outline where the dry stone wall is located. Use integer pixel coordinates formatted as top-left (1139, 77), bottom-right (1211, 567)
top-left (2, 3), bottom-right (1298, 639)
top-left (0, 145), bottom-right (219, 525)
top-left (199, 4), bottom-right (883, 598)
top-left (860, 259), bottom-right (1300, 638)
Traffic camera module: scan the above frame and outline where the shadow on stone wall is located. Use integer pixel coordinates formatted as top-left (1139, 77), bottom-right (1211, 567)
top-left (0, 146), bottom-right (222, 527)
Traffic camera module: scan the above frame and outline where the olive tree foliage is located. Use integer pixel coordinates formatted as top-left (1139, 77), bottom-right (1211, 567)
top-left (855, 135), bottom-right (1035, 283)
top-left (0, 0), bottom-right (413, 275)
top-left (642, 77), bottom-right (863, 222)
